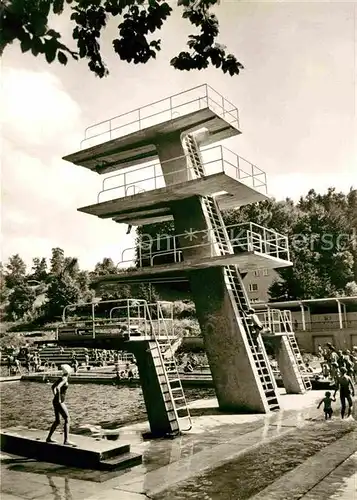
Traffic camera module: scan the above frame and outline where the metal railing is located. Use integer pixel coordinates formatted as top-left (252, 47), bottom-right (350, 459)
top-left (293, 320), bottom-right (357, 331)
top-left (59, 299), bottom-right (177, 340)
top-left (118, 222), bottom-right (290, 269)
top-left (257, 309), bottom-right (293, 334)
top-left (96, 145), bottom-right (267, 203)
top-left (81, 84), bottom-right (240, 149)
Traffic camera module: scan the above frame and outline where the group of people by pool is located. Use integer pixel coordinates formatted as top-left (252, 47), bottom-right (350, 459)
top-left (3, 346), bottom-right (43, 375)
top-left (316, 343), bottom-right (355, 420)
top-left (317, 343), bottom-right (357, 383)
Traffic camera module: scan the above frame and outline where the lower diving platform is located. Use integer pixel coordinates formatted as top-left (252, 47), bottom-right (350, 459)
top-left (56, 300), bottom-right (192, 438)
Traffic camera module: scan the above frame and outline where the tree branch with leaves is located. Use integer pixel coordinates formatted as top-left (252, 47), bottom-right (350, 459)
top-left (1, 0), bottom-right (244, 77)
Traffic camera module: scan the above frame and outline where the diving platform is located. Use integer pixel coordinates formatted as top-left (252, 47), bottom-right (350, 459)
top-left (97, 251), bottom-right (292, 287)
top-left (0, 427), bottom-right (142, 470)
top-left (79, 152), bottom-right (268, 226)
top-left (115, 222), bottom-right (292, 275)
top-left (63, 85), bottom-right (241, 174)
top-left (57, 300), bottom-right (192, 437)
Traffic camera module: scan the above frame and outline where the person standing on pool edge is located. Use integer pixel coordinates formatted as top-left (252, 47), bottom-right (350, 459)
top-left (46, 364), bottom-right (75, 445)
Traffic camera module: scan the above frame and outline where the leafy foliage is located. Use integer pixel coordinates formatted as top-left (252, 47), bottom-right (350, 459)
top-left (0, 263), bottom-right (10, 303)
top-left (5, 282), bottom-right (37, 320)
top-left (345, 281), bottom-right (357, 296)
top-left (1, 0), bottom-right (243, 77)
top-left (50, 247), bottom-right (65, 275)
top-left (30, 257), bottom-right (48, 282)
top-left (4, 254), bottom-right (27, 288)
top-left (45, 274), bottom-right (82, 318)
top-left (172, 0), bottom-right (243, 75)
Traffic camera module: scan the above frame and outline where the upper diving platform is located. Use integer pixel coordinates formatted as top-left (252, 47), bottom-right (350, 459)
top-left (78, 146), bottom-right (268, 226)
top-left (63, 85), bottom-right (241, 174)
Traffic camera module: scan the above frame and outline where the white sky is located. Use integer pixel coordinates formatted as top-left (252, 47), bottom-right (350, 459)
top-left (1, 0), bottom-right (356, 271)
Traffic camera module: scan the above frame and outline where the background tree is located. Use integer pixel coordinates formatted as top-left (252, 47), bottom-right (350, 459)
top-left (30, 257), bottom-right (48, 282)
top-left (49, 247), bottom-right (65, 276)
top-left (76, 270), bottom-right (94, 301)
top-left (45, 275), bottom-right (81, 319)
top-left (5, 282), bottom-right (37, 321)
top-left (1, 0), bottom-right (243, 77)
top-left (345, 281), bottom-right (357, 296)
top-left (4, 254), bottom-right (27, 288)
top-left (0, 263), bottom-right (10, 303)
top-left (45, 257), bottom-right (82, 318)
top-left (92, 257), bottom-right (118, 276)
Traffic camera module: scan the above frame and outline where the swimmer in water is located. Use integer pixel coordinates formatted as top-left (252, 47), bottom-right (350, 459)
top-left (46, 364), bottom-right (75, 445)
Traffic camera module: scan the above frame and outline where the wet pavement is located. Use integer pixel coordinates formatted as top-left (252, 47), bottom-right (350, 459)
top-left (1, 389), bottom-right (356, 500)
top-left (301, 451), bottom-right (357, 500)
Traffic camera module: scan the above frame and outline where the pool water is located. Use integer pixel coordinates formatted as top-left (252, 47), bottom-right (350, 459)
top-left (1, 381), bottom-right (215, 432)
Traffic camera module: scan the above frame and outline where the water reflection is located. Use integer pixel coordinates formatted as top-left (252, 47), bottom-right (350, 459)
top-left (47, 476), bottom-right (73, 500)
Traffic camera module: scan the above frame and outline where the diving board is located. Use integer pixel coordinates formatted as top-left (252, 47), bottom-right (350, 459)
top-left (0, 427), bottom-right (142, 471)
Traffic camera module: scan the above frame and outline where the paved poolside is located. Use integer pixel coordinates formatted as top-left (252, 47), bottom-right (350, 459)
top-left (1, 389), bottom-right (356, 500)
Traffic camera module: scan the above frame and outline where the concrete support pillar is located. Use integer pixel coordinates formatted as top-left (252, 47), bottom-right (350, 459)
top-left (155, 134), bottom-right (272, 412)
top-left (189, 267), bottom-right (269, 412)
top-left (273, 336), bottom-right (304, 394)
top-left (337, 300), bottom-right (343, 330)
top-left (130, 341), bottom-right (178, 437)
top-left (306, 306), bottom-right (311, 330)
top-left (343, 304), bottom-right (347, 328)
top-left (156, 132), bottom-right (190, 185)
top-left (300, 303), bottom-right (306, 331)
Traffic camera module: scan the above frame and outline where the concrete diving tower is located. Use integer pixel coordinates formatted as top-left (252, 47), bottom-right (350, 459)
top-left (63, 85), bottom-right (306, 416)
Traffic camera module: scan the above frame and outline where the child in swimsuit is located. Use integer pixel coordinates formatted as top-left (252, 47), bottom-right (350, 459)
top-left (317, 391), bottom-right (335, 420)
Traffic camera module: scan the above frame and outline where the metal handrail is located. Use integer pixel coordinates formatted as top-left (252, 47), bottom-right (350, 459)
top-left (257, 309), bottom-right (293, 334)
top-left (118, 222), bottom-right (290, 269)
top-left (117, 223), bottom-right (290, 268)
top-left (61, 299), bottom-right (153, 340)
top-left (81, 84), bottom-right (240, 149)
top-left (96, 145), bottom-right (268, 203)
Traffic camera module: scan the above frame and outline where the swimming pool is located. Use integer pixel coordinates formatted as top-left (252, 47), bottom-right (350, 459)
top-left (1, 381), bottom-right (215, 432)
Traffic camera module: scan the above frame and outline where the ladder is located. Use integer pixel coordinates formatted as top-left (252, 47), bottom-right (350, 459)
top-left (288, 335), bottom-right (312, 391)
top-left (149, 302), bottom-right (192, 433)
top-left (182, 133), bottom-right (280, 411)
top-left (280, 311), bottom-right (312, 391)
top-left (182, 132), bottom-right (206, 177)
top-left (286, 334), bottom-right (312, 391)
top-left (225, 266), bottom-right (280, 411)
